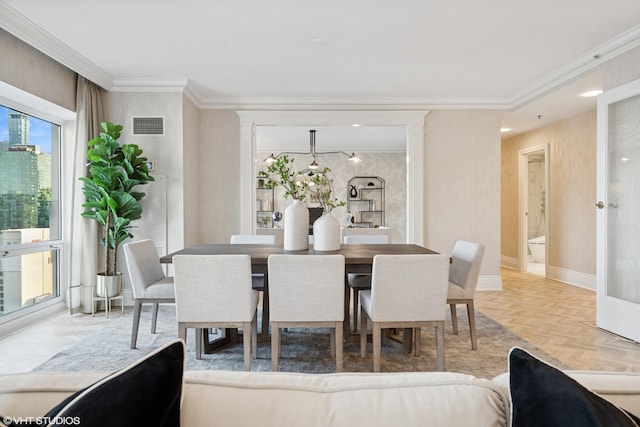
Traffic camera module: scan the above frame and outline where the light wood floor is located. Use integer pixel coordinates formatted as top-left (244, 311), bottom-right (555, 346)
top-left (476, 269), bottom-right (640, 372)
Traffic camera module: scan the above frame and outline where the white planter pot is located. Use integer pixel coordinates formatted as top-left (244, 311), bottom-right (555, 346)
top-left (313, 212), bottom-right (341, 251)
top-left (284, 200), bottom-right (309, 251)
top-left (96, 272), bottom-right (122, 298)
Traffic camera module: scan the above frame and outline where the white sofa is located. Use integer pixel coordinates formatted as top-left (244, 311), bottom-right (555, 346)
top-left (1, 369), bottom-right (640, 427)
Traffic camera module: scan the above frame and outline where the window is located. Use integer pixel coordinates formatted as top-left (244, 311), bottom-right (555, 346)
top-left (0, 105), bottom-right (62, 319)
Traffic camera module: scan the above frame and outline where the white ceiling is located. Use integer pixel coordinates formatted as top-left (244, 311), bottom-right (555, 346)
top-left (2, 0), bottom-right (640, 149)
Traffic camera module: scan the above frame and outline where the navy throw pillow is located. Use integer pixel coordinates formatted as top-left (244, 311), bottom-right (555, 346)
top-left (509, 347), bottom-right (640, 427)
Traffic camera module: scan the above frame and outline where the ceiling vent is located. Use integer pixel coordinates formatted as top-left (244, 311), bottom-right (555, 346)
top-left (132, 117), bottom-right (164, 136)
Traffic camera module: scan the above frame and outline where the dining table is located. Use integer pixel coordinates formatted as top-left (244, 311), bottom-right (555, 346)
top-left (160, 243), bottom-right (438, 351)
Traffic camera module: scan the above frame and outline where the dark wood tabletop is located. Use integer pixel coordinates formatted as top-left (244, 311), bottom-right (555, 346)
top-left (160, 243), bottom-right (438, 273)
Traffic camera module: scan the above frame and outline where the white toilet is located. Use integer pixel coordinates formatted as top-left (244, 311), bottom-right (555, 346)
top-left (527, 235), bottom-right (545, 263)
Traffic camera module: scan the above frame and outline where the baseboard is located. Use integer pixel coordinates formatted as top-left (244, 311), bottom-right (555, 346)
top-left (500, 255), bottom-right (519, 270)
top-left (547, 266), bottom-right (596, 291)
top-left (478, 275), bottom-right (502, 291)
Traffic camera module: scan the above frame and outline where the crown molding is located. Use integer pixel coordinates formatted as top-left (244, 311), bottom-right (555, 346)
top-left (0, 2), bottom-right (113, 90)
top-left (111, 78), bottom-right (190, 93)
top-left (198, 96), bottom-right (508, 110)
top-left (507, 24), bottom-right (640, 111)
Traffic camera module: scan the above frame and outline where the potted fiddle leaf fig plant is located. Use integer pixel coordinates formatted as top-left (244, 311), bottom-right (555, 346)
top-left (80, 121), bottom-right (154, 297)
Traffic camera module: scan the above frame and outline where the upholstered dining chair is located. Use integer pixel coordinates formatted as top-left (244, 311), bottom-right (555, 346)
top-left (268, 254), bottom-right (345, 372)
top-left (344, 234), bottom-right (390, 332)
top-left (173, 254), bottom-right (258, 370)
top-left (447, 240), bottom-right (485, 350)
top-left (122, 239), bottom-right (176, 349)
top-left (360, 254), bottom-right (449, 372)
top-left (230, 234), bottom-right (276, 336)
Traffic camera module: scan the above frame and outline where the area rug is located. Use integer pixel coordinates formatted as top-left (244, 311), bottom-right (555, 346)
top-left (34, 305), bottom-right (567, 379)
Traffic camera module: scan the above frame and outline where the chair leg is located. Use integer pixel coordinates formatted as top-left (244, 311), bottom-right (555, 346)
top-left (178, 323), bottom-right (187, 348)
top-left (243, 321), bottom-right (251, 371)
top-left (271, 322), bottom-right (280, 371)
top-left (151, 303), bottom-right (159, 334)
top-left (251, 315), bottom-right (258, 359)
top-left (435, 321), bottom-right (446, 371)
top-left (330, 328), bottom-right (336, 358)
top-left (130, 300), bottom-right (142, 349)
top-left (450, 303), bottom-right (459, 335)
top-left (196, 328), bottom-right (202, 360)
top-left (372, 324), bottom-right (382, 372)
top-left (414, 327), bottom-right (421, 357)
top-left (360, 307), bottom-right (368, 358)
top-left (352, 289), bottom-right (359, 332)
top-left (467, 301), bottom-right (478, 350)
top-left (335, 321), bottom-right (344, 372)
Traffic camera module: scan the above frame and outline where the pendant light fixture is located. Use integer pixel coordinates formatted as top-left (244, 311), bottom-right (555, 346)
top-left (264, 130), bottom-right (361, 169)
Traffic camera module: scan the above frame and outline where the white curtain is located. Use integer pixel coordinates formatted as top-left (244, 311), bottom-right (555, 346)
top-left (68, 76), bottom-right (104, 314)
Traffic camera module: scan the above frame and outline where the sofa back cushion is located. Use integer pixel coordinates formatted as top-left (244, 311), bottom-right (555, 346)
top-left (182, 371), bottom-right (510, 427)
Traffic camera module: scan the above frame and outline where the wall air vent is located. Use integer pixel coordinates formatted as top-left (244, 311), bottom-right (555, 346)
top-left (132, 117), bottom-right (164, 135)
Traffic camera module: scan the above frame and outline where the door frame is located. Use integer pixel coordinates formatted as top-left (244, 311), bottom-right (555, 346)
top-left (236, 110), bottom-right (428, 245)
top-left (518, 144), bottom-right (550, 273)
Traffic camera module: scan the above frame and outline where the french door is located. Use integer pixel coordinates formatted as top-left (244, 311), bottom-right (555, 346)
top-left (596, 79), bottom-right (640, 342)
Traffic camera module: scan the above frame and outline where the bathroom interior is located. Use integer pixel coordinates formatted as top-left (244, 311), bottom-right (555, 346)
top-left (527, 151), bottom-right (546, 275)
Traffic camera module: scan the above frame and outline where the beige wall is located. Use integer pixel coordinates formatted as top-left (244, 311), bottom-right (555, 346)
top-left (501, 109), bottom-right (597, 275)
top-left (197, 109), bottom-right (241, 244)
top-left (0, 28), bottom-right (76, 112)
top-left (104, 91), bottom-right (186, 255)
top-left (183, 95), bottom-right (200, 247)
top-left (424, 110), bottom-right (503, 282)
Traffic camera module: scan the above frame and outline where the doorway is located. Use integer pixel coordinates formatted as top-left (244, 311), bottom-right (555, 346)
top-left (237, 110), bottom-right (428, 244)
top-left (519, 145), bottom-right (549, 275)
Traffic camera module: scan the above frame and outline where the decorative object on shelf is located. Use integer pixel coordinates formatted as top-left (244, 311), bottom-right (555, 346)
top-left (346, 176), bottom-right (385, 228)
top-left (259, 155), bottom-right (309, 250)
top-left (264, 130), bottom-right (361, 171)
top-left (350, 185), bottom-right (358, 199)
top-left (308, 167), bottom-right (345, 251)
top-left (256, 177), bottom-right (274, 227)
top-left (80, 121), bottom-right (154, 299)
top-left (272, 211), bottom-right (282, 228)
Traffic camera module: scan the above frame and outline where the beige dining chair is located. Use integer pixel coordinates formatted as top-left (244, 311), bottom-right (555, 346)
top-left (230, 234), bottom-right (276, 337)
top-left (173, 254), bottom-right (258, 370)
top-left (447, 240), bottom-right (485, 350)
top-left (344, 234), bottom-right (390, 332)
top-left (268, 254), bottom-right (345, 372)
top-left (360, 254), bottom-right (449, 372)
top-left (123, 239), bottom-right (176, 349)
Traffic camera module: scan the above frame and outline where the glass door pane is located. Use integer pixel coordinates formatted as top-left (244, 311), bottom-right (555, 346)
top-left (606, 95), bottom-right (640, 304)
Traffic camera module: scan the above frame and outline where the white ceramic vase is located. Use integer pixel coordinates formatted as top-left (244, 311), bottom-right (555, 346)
top-left (284, 199), bottom-right (309, 251)
top-left (313, 212), bottom-right (341, 251)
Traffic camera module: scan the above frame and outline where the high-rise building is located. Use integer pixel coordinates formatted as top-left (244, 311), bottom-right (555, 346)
top-left (8, 109), bottom-right (29, 146)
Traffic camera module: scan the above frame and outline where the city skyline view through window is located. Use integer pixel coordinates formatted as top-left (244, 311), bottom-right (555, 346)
top-left (0, 104), bottom-right (61, 318)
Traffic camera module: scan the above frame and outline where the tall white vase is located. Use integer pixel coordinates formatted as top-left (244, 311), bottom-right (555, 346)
top-left (313, 212), bottom-right (341, 251)
top-left (284, 199), bottom-right (309, 251)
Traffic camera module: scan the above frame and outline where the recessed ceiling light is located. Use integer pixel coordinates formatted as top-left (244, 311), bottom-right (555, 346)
top-left (500, 128), bottom-right (512, 133)
top-left (580, 90), bottom-right (603, 97)
top-left (352, 124), bottom-right (361, 127)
